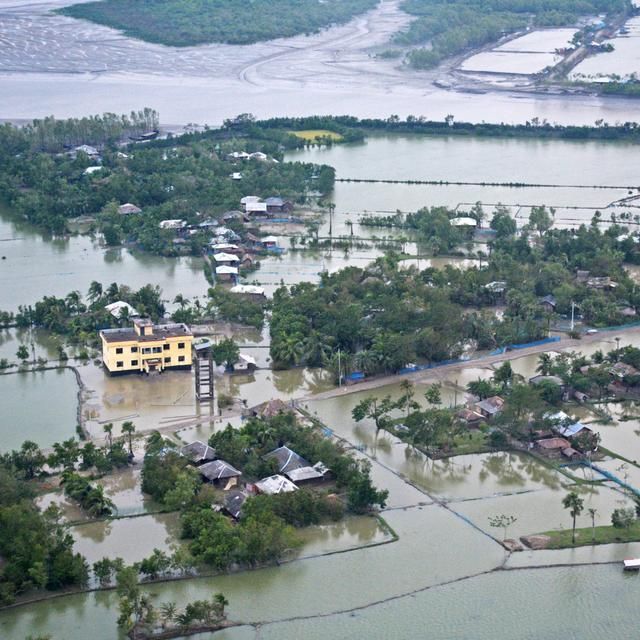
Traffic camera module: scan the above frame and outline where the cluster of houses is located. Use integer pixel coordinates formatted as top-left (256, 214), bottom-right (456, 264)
top-left (179, 408), bottom-right (331, 519)
top-left (240, 196), bottom-right (293, 219)
top-left (456, 390), bottom-right (593, 462)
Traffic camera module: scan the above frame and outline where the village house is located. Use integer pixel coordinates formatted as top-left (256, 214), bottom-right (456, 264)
top-left (159, 219), bottom-right (186, 230)
top-left (535, 437), bottom-right (572, 458)
top-left (198, 459), bottom-right (242, 488)
top-left (610, 361), bottom-right (640, 382)
top-left (240, 196), bottom-right (261, 211)
top-left (210, 242), bottom-right (242, 255)
top-left (546, 411), bottom-right (591, 439)
top-left (117, 203), bottom-right (142, 215)
top-left (213, 252), bottom-right (240, 267)
top-left (233, 353), bottom-right (257, 373)
top-left (456, 408), bottom-right (484, 429)
top-left (539, 294), bottom-right (557, 313)
top-left (215, 265), bottom-right (239, 282)
top-left (99, 318), bottom-right (193, 375)
top-left (223, 489), bottom-right (248, 519)
top-left (472, 396), bottom-right (505, 420)
top-left (259, 236), bottom-right (280, 251)
top-left (180, 441), bottom-right (217, 465)
top-left (264, 445), bottom-right (309, 475)
top-left (248, 398), bottom-right (293, 419)
top-left (230, 284), bottom-right (266, 302)
top-left (254, 474), bottom-right (297, 495)
top-left (73, 144), bottom-right (100, 159)
top-left (265, 197), bottom-right (293, 215)
top-left (246, 201), bottom-right (269, 217)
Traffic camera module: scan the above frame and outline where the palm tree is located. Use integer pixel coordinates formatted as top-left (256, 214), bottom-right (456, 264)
top-left (103, 423), bottom-right (114, 452)
top-left (562, 491), bottom-right (584, 545)
top-left (122, 421), bottom-right (136, 458)
top-left (536, 353), bottom-right (553, 376)
top-left (160, 602), bottom-right (177, 629)
top-left (174, 294), bottom-right (189, 310)
top-left (588, 507), bottom-right (597, 543)
top-left (85, 485), bottom-right (115, 517)
top-left (87, 280), bottom-right (103, 305)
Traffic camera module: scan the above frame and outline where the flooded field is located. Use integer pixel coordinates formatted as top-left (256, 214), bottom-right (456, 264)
top-left (0, 368), bottom-right (78, 451)
top-left (0, 213), bottom-right (208, 313)
top-left (72, 512), bottom-right (181, 565)
top-left (572, 16), bottom-right (640, 80)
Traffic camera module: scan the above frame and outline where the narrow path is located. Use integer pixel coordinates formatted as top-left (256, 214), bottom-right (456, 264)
top-left (303, 326), bottom-right (632, 402)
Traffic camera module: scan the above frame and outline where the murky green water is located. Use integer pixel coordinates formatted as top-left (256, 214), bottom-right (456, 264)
top-left (0, 368), bottom-right (78, 451)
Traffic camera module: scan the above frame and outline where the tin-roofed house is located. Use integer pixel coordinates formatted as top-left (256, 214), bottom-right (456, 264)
top-left (254, 474), bottom-right (297, 495)
top-left (473, 396), bottom-right (505, 420)
top-left (198, 459), bottom-right (242, 488)
top-left (223, 490), bottom-right (248, 519)
top-left (180, 441), bottom-right (216, 465)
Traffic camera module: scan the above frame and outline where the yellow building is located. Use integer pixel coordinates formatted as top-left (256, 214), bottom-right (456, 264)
top-left (100, 318), bottom-right (193, 375)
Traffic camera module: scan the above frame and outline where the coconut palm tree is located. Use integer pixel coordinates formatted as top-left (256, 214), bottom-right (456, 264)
top-left (174, 294), bottom-right (189, 310)
top-left (588, 507), bottom-right (598, 543)
top-left (562, 491), bottom-right (584, 545)
top-left (85, 485), bottom-right (115, 517)
top-left (103, 423), bottom-right (114, 452)
top-left (536, 353), bottom-right (553, 376)
top-left (87, 280), bottom-right (103, 305)
top-left (121, 421), bottom-right (136, 458)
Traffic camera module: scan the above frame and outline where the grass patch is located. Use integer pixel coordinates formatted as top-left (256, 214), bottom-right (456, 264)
top-left (542, 520), bottom-right (640, 549)
top-left (290, 130), bottom-right (344, 142)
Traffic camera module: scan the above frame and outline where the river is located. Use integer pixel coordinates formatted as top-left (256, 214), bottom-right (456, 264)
top-left (2, 0), bottom-right (640, 126)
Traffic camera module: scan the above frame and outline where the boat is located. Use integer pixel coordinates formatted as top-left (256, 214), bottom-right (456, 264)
top-left (623, 559), bottom-right (640, 571)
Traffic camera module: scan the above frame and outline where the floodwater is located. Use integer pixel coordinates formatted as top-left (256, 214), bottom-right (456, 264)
top-left (0, 212), bottom-right (208, 313)
top-left (72, 512), bottom-right (182, 565)
top-left (286, 134), bottom-right (640, 186)
top-left (0, 368), bottom-right (77, 450)
top-left (572, 16), bottom-right (640, 80)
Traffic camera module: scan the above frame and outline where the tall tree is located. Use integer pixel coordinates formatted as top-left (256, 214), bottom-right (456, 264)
top-left (562, 491), bottom-right (584, 545)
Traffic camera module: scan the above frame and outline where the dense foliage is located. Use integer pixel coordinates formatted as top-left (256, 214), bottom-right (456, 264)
top-left (397, 0), bottom-right (629, 69)
top-left (270, 212), bottom-right (640, 373)
top-left (59, 0), bottom-right (378, 46)
top-left (256, 114), bottom-right (640, 142)
top-left (0, 454), bottom-right (88, 604)
top-left (208, 413), bottom-right (388, 513)
top-left (0, 114), bottom-right (334, 247)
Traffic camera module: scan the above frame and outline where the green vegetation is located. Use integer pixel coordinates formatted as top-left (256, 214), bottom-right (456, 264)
top-left (0, 113), bottom-right (334, 244)
top-left (0, 449), bottom-right (89, 605)
top-left (116, 566), bottom-right (229, 638)
top-left (59, 0), bottom-right (378, 47)
top-left (257, 114), bottom-right (640, 143)
top-left (60, 471), bottom-right (115, 517)
top-left (270, 215), bottom-right (640, 373)
top-left (140, 413), bottom-right (387, 571)
top-left (396, 0), bottom-right (629, 69)
top-left (543, 520), bottom-right (640, 547)
top-left (207, 413), bottom-right (388, 514)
